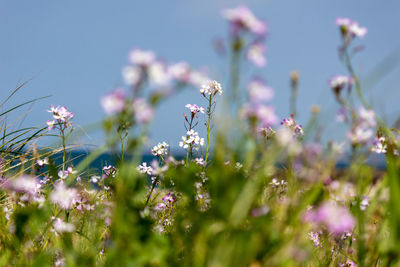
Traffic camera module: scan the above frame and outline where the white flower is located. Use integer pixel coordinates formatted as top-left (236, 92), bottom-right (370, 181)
top-left (151, 142), bottom-right (169, 156)
top-left (200, 80), bottom-right (223, 96)
top-left (52, 217), bottom-right (75, 233)
top-left (36, 157), bottom-right (49, 166)
top-left (90, 176), bottom-right (100, 184)
top-left (137, 162), bottom-right (153, 175)
top-left (122, 66), bottom-right (142, 86)
top-left (185, 104), bottom-right (205, 114)
top-left (129, 49), bottom-right (155, 66)
top-left (179, 130), bottom-right (204, 151)
top-left (194, 158), bottom-right (205, 166)
top-left (371, 136), bottom-right (387, 154)
top-left (50, 183), bottom-right (79, 210)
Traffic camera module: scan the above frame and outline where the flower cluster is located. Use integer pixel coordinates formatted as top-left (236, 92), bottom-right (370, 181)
top-left (179, 130), bottom-right (204, 151)
top-left (223, 5), bottom-right (267, 36)
top-left (200, 80), bottom-right (223, 96)
top-left (123, 48), bottom-right (209, 89)
top-left (281, 114), bottom-right (304, 137)
top-left (47, 105), bottom-right (74, 131)
top-left (308, 232), bottom-right (322, 247)
top-left (151, 142), bottom-right (169, 157)
top-left (336, 17), bottom-right (367, 40)
top-left (185, 104), bottom-right (205, 115)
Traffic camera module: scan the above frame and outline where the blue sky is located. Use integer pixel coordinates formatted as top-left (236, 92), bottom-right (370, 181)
top-left (1, 0), bottom-right (400, 150)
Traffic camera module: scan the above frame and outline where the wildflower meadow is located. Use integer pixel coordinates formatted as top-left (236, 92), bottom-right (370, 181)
top-left (1, 5), bottom-right (400, 267)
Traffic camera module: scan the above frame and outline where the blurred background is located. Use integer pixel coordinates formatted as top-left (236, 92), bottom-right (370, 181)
top-left (1, 0), bottom-right (400, 150)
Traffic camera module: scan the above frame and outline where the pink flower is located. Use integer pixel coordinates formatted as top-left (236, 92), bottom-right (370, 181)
top-left (281, 115), bottom-right (304, 137)
top-left (47, 105), bottom-right (74, 122)
top-left (100, 88), bottom-right (126, 115)
top-left (223, 6), bottom-right (267, 36)
top-left (304, 201), bottom-right (355, 235)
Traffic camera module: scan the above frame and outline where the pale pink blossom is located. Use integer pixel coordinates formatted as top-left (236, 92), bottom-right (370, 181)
top-left (223, 5), bottom-right (267, 36)
top-left (101, 88), bottom-right (126, 116)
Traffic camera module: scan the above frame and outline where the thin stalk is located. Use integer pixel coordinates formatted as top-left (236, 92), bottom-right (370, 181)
top-left (204, 96), bottom-right (213, 167)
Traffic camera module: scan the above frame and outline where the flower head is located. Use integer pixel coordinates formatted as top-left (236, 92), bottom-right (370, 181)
top-left (200, 80), bottom-right (223, 96)
top-left (151, 142), bottom-right (169, 157)
top-left (137, 162), bottom-right (153, 176)
top-left (179, 130), bottom-right (204, 151)
top-left (336, 17), bottom-right (367, 39)
top-left (185, 104), bottom-right (205, 115)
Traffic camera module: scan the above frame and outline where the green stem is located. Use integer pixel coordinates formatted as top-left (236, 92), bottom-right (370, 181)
top-left (61, 126), bottom-right (66, 171)
top-left (204, 96), bottom-right (213, 167)
top-left (343, 46), bottom-right (370, 109)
